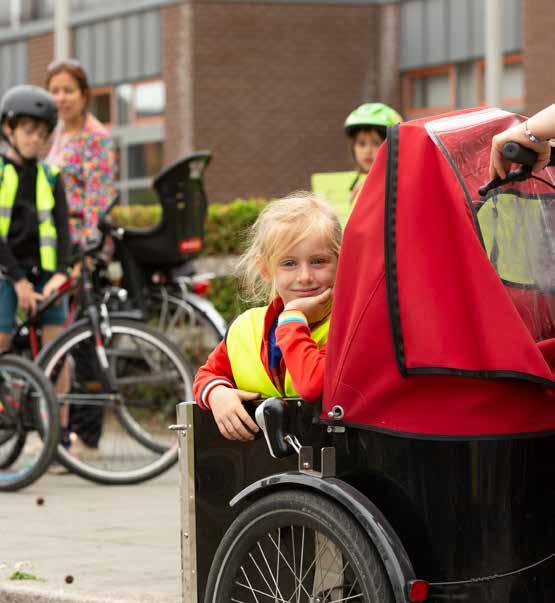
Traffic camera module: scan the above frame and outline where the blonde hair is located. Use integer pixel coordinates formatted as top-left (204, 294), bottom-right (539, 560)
top-left (237, 191), bottom-right (342, 303)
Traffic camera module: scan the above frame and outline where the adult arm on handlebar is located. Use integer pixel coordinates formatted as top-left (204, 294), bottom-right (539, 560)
top-left (489, 104), bottom-right (555, 179)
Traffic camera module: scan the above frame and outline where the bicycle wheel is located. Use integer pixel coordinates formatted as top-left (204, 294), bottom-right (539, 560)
top-left (0, 354), bottom-right (59, 492)
top-left (205, 490), bottom-right (394, 603)
top-left (147, 288), bottom-right (224, 370)
top-left (37, 318), bottom-right (194, 485)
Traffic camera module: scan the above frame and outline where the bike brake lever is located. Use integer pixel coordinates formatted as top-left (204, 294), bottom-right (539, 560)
top-left (478, 165), bottom-right (532, 197)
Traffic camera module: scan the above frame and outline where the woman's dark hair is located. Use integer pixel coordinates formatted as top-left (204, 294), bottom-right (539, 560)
top-left (45, 59), bottom-right (91, 106)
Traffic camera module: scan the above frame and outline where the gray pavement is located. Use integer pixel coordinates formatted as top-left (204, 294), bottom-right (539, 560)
top-left (0, 467), bottom-right (181, 603)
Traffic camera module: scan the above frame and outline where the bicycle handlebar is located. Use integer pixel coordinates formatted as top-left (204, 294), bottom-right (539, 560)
top-left (477, 142), bottom-right (549, 197)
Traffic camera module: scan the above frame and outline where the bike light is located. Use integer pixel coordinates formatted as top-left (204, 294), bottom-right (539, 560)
top-left (407, 579), bottom-right (429, 602)
top-left (179, 237), bottom-right (202, 253)
top-left (192, 280), bottom-right (211, 296)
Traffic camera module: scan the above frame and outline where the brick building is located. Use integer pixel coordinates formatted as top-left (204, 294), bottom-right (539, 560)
top-left (0, 0), bottom-right (551, 203)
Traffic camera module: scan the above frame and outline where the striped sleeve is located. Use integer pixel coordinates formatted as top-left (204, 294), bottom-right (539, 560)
top-left (277, 310), bottom-right (308, 327)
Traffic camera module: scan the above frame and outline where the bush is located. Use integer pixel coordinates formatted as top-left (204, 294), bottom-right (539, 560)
top-left (204, 198), bottom-right (267, 255)
top-left (206, 276), bottom-right (259, 324)
top-left (111, 205), bottom-right (162, 228)
top-left (110, 198), bottom-right (267, 256)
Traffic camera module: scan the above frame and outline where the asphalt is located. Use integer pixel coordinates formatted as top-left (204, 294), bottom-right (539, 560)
top-left (0, 467), bottom-right (181, 603)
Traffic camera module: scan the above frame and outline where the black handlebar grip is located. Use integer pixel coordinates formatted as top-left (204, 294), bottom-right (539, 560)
top-left (502, 142), bottom-right (538, 167)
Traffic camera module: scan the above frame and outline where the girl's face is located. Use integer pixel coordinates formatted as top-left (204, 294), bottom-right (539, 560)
top-left (352, 129), bottom-right (385, 173)
top-left (48, 71), bottom-right (87, 123)
top-left (266, 232), bottom-right (338, 305)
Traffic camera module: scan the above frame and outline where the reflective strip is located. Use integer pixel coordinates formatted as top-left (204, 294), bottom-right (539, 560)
top-left (37, 209), bottom-right (51, 222)
top-left (39, 236), bottom-right (57, 247)
top-left (0, 164), bottom-right (18, 239)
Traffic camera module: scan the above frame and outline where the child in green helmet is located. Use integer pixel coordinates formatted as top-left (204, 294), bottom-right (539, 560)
top-left (344, 102), bottom-right (403, 203)
top-left (311, 102), bottom-right (402, 225)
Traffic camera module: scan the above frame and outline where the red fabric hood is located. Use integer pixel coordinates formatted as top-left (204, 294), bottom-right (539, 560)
top-left (323, 108), bottom-right (555, 437)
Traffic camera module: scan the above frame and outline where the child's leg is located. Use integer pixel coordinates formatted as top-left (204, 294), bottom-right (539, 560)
top-left (37, 275), bottom-right (70, 438)
top-left (0, 278), bottom-right (18, 352)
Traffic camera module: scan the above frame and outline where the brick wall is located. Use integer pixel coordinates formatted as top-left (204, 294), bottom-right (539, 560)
top-left (523, 0), bottom-right (555, 116)
top-left (27, 33), bottom-right (54, 89)
top-left (190, 3), bottom-right (382, 202)
top-left (162, 2), bottom-right (194, 166)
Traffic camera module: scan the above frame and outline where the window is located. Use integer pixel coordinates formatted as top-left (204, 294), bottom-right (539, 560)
top-left (477, 54), bottom-right (524, 112)
top-left (403, 54), bottom-right (524, 118)
top-left (402, 66), bottom-right (456, 118)
top-left (89, 88), bottom-right (113, 126)
top-left (90, 80), bottom-right (166, 206)
top-left (90, 80), bottom-right (166, 127)
top-left (135, 81), bottom-right (165, 121)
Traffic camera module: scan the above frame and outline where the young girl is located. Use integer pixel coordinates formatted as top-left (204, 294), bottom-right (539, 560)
top-left (344, 102), bottom-right (403, 203)
top-left (193, 192), bottom-right (342, 441)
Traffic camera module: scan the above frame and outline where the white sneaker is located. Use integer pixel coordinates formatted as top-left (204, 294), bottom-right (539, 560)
top-left (69, 433), bottom-right (100, 461)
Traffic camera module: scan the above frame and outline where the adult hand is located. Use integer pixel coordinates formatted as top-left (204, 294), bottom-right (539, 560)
top-left (14, 278), bottom-right (43, 316)
top-left (284, 288), bottom-right (333, 325)
top-left (489, 122), bottom-right (551, 180)
top-left (42, 273), bottom-right (68, 299)
top-left (208, 386), bottom-right (260, 441)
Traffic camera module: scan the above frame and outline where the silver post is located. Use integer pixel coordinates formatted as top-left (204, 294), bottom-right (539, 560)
top-left (54, 0), bottom-right (71, 60)
top-left (485, 0), bottom-right (503, 107)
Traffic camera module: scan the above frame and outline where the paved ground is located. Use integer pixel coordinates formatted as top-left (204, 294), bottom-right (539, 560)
top-left (0, 467), bottom-right (181, 603)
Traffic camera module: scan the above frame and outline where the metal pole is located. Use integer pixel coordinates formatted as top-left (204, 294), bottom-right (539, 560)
top-left (485, 0), bottom-right (503, 107)
top-left (10, 0), bottom-right (21, 29)
top-left (54, 0), bottom-right (70, 60)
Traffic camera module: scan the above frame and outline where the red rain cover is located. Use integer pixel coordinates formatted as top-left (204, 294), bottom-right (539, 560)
top-left (323, 108), bottom-right (555, 437)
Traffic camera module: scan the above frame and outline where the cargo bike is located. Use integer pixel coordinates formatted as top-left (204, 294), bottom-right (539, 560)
top-left (175, 108), bottom-right (555, 602)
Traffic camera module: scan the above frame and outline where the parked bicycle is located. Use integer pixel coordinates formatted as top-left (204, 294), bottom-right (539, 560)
top-left (11, 226), bottom-right (194, 485)
top-left (0, 353), bottom-right (59, 491)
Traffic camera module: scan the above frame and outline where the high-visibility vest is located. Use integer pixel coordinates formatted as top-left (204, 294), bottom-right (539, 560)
top-left (226, 306), bottom-right (330, 397)
top-left (0, 158), bottom-right (59, 272)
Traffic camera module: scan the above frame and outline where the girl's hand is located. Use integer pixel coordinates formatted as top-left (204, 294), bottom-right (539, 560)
top-left (284, 288), bottom-right (333, 324)
top-left (42, 273), bottom-right (68, 299)
top-left (208, 386), bottom-right (260, 441)
top-left (489, 122), bottom-right (551, 179)
top-left (14, 278), bottom-right (43, 316)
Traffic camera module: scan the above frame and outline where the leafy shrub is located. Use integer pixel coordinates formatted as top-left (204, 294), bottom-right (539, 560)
top-left (110, 198), bottom-right (267, 256)
top-left (204, 199), bottom-right (267, 255)
top-left (207, 275), bottom-right (259, 324)
top-left (111, 205), bottom-right (162, 228)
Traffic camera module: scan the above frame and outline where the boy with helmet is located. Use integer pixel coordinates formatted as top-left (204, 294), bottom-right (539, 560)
top-left (0, 85), bottom-right (71, 354)
top-left (344, 102), bottom-right (402, 202)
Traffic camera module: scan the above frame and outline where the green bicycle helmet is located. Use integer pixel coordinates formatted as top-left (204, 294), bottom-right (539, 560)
top-left (344, 102), bottom-right (403, 138)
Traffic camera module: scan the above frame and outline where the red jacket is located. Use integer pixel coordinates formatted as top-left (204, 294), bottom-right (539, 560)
top-left (193, 298), bottom-right (328, 409)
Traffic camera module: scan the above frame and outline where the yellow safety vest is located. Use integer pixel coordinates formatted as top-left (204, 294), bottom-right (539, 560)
top-left (226, 306), bottom-right (330, 398)
top-left (0, 159), bottom-right (59, 272)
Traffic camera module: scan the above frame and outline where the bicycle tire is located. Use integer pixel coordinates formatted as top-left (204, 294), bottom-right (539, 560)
top-left (0, 430), bottom-right (26, 469)
top-left (205, 489), bottom-right (394, 603)
top-left (147, 289), bottom-right (224, 371)
top-left (0, 354), bottom-right (60, 492)
top-left (37, 318), bottom-right (194, 485)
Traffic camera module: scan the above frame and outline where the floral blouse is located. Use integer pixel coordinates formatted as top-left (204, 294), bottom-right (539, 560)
top-left (47, 113), bottom-right (116, 247)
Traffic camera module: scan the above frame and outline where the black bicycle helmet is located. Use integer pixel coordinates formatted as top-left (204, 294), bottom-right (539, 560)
top-left (1, 85), bottom-right (58, 133)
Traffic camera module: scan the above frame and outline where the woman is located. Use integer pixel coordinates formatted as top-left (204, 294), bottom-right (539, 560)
top-left (45, 59), bottom-right (116, 458)
top-left (46, 59), bottom-right (116, 247)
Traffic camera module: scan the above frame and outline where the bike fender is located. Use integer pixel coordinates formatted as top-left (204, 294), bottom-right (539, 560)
top-left (230, 472), bottom-right (415, 603)
top-left (184, 292), bottom-right (227, 338)
top-left (107, 309), bottom-right (145, 321)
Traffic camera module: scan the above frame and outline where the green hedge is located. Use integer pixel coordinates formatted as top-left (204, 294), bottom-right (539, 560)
top-left (111, 198), bottom-right (267, 256)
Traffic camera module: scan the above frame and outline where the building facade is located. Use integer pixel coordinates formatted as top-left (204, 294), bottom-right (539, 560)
top-left (0, 0), bottom-right (551, 203)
